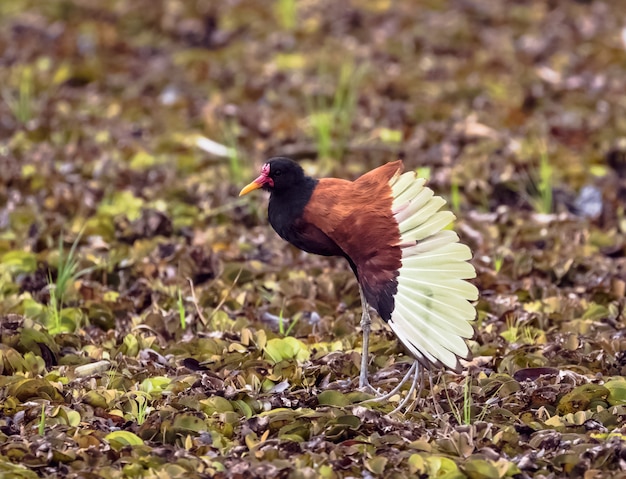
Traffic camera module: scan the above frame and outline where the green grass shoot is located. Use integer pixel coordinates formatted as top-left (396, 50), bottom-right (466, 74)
top-left (274, 0), bottom-right (296, 31)
top-left (277, 304), bottom-right (301, 336)
top-left (501, 314), bottom-right (541, 345)
top-left (46, 228), bottom-right (91, 334)
top-left (2, 65), bottom-right (34, 124)
top-left (493, 251), bottom-right (504, 273)
top-left (38, 403), bottom-right (45, 435)
top-left (450, 180), bottom-right (460, 213)
top-left (444, 375), bottom-right (473, 426)
top-left (177, 288), bottom-right (186, 329)
top-left (135, 393), bottom-right (150, 425)
top-left (530, 144), bottom-right (554, 214)
top-left (223, 121), bottom-right (244, 184)
top-left (54, 232), bottom-right (82, 303)
top-left (278, 305), bottom-right (286, 335)
top-left (521, 140), bottom-right (553, 214)
top-left (284, 313), bottom-right (301, 337)
top-left (47, 274), bottom-right (62, 334)
top-left (306, 61), bottom-right (367, 171)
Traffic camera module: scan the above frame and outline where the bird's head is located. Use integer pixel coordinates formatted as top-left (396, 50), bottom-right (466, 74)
top-left (239, 157), bottom-right (305, 196)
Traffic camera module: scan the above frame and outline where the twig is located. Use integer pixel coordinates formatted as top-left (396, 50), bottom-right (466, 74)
top-left (188, 268), bottom-right (242, 328)
top-left (187, 277), bottom-right (208, 328)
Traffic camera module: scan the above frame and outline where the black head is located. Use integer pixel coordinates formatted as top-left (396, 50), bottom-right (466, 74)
top-left (239, 157), bottom-right (307, 196)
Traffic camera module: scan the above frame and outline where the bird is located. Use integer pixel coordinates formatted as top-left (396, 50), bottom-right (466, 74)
top-left (240, 157), bottom-right (478, 397)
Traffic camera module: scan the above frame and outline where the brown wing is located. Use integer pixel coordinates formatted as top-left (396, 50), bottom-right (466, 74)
top-left (302, 161), bottom-right (403, 320)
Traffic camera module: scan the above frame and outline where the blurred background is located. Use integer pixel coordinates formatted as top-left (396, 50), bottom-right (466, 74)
top-left (1, 1), bottom-right (626, 475)
top-left (3, 1), bottom-right (626, 210)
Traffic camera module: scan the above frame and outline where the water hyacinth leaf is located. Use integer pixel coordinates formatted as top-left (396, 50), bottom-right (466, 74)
top-left (463, 458), bottom-right (499, 479)
top-left (557, 384), bottom-right (610, 415)
top-left (50, 405), bottom-right (81, 427)
top-left (495, 458), bottom-right (522, 477)
top-left (581, 301), bottom-right (610, 321)
top-left (263, 337), bottom-right (311, 363)
top-left (605, 378), bottom-right (626, 406)
top-left (121, 334), bottom-right (140, 357)
top-left (46, 307), bottom-right (84, 334)
top-left (17, 327), bottom-right (59, 358)
top-left (408, 454), bottom-right (427, 474)
top-left (82, 390), bottom-right (113, 409)
top-left (140, 376), bottom-right (172, 396)
top-left (277, 422), bottom-right (310, 442)
top-left (378, 127), bottom-right (403, 144)
top-left (171, 413), bottom-right (209, 434)
top-left (232, 399), bottom-right (254, 418)
top-left (334, 415), bottom-right (360, 428)
top-left (22, 352), bottom-right (46, 374)
top-left (105, 431), bottom-right (144, 449)
top-left (97, 191), bottom-right (144, 221)
top-left (0, 345), bottom-right (28, 374)
top-left (0, 461), bottom-right (39, 479)
top-left (0, 250), bottom-right (37, 275)
top-left (365, 456), bottom-right (388, 475)
top-left (426, 456), bottom-right (463, 478)
top-left (7, 378), bottom-right (62, 401)
top-left (21, 297), bottom-right (46, 321)
top-left (129, 150), bottom-right (158, 171)
top-left (255, 329), bottom-right (268, 351)
top-left (200, 397), bottom-right (234, 415)
top-left (317, 390), bottom-right (351, 407)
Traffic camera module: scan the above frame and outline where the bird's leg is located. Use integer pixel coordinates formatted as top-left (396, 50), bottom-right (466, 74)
top-left (389, 362), bottom-right (422, 415)
top-left (358, 282), bottom-right (375, 392)
top-left (359, 361), bottom-right (417, 404)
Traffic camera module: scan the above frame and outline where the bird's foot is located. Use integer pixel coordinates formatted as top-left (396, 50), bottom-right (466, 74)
top-left (358, 362), bottom-right (422, 414)
top-left (358, 376), bottom-right (379, 394)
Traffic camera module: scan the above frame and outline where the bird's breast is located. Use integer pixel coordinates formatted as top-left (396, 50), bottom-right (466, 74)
top-left (272, 214), bottom-right (344, 258)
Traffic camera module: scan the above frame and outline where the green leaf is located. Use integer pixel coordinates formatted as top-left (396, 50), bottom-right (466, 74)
top-left (0, 461), bottom-right (39, 479)
top-left (557, 384), bottom-right (610, 414)
top-left (605, 378), bottom-right (626, 406)
top-left (200, 396), bottom-right (235, 415)
top-left (105, 431), bottom-right (144, 449)
top-left (66, 409), bottom-right (81, 427)
top-left (427, 456), bottom-right (463, 479)
top-left (140, 376), bottom-right (172, 396)
top-left (0, 250), bottom-right (37, 275)
top-left (263, 337), bottom-right (310, 363)
top-left (129, 150), bottom-right (157, 171)
top-left (379, 128), bottom-right (403, 143)
top-left (365, 456), bottom-right (388, 475)
top-left (7, 378), bottom-right (61, 401)
top-left (121, 334), bottom-right (139, 357)
top-left (317, 390), bottom-right (350, 407)
top-left (172, 413), bottom-right (208, 433)
top-left (0, 345), bottom-right (28, 374)
top-left (464, 458), bottom-right (499, 479)
top-left (98, 190), bottom-right (144, 221)
top-left (408, 454), bottom-right (426, 474)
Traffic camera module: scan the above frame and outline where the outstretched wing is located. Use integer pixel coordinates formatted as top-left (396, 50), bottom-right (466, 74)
top-left (387, 169), bottom-right (478, 370)
top-left (303, 161), bottom-right (478, 371)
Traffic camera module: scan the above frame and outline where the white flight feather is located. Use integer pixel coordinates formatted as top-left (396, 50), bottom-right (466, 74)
top-left (386, 168), bottom-right (477, 370)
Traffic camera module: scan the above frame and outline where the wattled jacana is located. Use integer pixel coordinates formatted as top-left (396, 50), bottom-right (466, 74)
top-left (240, 158), bottom-right (478, 392)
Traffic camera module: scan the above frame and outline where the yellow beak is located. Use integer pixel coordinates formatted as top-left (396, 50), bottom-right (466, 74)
top-left (239, 179), bottom-right (264, 196)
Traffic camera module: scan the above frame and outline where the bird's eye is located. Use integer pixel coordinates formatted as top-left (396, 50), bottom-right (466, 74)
top-left (274, 169), bottom-right (281, 176)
